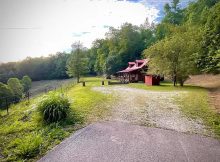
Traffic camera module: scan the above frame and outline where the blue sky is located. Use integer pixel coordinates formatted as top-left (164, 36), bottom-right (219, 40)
top-left (0, 0), bottom-right (192, 62)
top-left (127, 0), bottom-right (193, 21)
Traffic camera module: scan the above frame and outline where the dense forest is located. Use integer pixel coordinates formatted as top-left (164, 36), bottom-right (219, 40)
top-left (0, 0), bottom-right (219, 84)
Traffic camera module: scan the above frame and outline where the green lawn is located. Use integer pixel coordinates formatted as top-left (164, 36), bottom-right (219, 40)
top-left (127, 81), bottom-right (205, 91)
top-left (0, 77), bottom-right (113, 162)
top-left (177, 89), bottom-right (220, 137)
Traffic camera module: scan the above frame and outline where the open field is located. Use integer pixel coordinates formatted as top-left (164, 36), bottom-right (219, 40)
top-left (30, 78), bottom-right (76, 97)
top-left (0, 77), bottom-right (220, 162)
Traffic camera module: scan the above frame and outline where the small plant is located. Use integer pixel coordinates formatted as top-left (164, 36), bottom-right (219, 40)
top-left (37, 92), bottom-right (70, 123)
top-left (9, 133), bottom-right (43, 159)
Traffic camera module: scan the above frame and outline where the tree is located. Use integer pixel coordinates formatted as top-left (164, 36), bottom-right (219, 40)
top-left (93, 23), bottom-right (145, 75)
top-left (66, 42), bottom-right (89, 83)
top-left (93, 39), bottom-right (109, 75)
top-left (7, 78), bottom-right (24, 101)
top-left (197, 2), bottom-right (220, 73)
top-left (163, 0), bottom-right (184, 25)
top-left (0, 82), bottom-right (13, 107)
top-left (144, 26), bottom-right (201, 86)
top-left (21, 75), bottom-right (32, 93)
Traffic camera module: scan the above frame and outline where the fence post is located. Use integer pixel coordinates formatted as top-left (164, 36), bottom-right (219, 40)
top-left (6, 98), bottom-right (9, 115)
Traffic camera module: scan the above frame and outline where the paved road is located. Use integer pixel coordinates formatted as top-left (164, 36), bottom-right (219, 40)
top-left (39, 121), bottom-right (220, 162)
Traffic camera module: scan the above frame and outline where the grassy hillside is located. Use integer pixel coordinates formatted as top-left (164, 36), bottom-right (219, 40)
top-left (0, 77), bottom-right (113, 161)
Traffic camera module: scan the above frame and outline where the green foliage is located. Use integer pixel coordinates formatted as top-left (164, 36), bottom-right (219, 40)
top-left (184, 0), bottom-right (218, 25)
top-left (9, 133), bottom-right (43, 159)
top-left (7, 78), bottom-right (24, 101)
top-left (66, 42), bottom-right (89, 83)
top-left (37, 92), bottom-right (70, 123)
top-left (0, 82), bottom-right (13, 107)
top-left (21, 75), bottom-right (32, 93)
top-left (163, 0), bottom-right (184, 25)
top-left (92, 23), bottom-right (154, 75)
top-left (197, 2), bottom-right (220, 73)
top-left (144, 26), bottom-right (202, 86)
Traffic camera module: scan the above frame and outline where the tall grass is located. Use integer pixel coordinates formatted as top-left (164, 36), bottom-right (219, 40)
top-left (37, 92), bottom-right (70, 123)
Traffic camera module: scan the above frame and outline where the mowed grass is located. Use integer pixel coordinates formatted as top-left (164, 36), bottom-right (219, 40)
top-left (177, 89), bottom-right (220, 138)
top-left (0, 77), bottom-right (113, 162)
top-left (127, 81), bottom-right (220, 138)
top-left (127, 81), bottom-right (205, 91)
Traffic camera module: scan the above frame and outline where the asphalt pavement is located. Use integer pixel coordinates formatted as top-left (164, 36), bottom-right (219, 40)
top-left (38, 121), bottom-right (220, 162)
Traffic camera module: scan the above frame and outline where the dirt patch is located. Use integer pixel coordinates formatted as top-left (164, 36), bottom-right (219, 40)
top-left (93, 86), bottom-right (210, 135)
top-left (186, 74), bottom-right (220, 113)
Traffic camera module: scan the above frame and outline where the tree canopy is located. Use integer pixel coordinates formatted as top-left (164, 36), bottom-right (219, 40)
top-left (66, 42), bottom-right (89, 83)
top-left (7, 78), bottom-right (24, 101)
top-left (21, 75), bottom-right (32, 93)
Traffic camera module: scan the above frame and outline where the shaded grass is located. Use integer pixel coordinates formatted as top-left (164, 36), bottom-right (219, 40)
top-left (0, 77), bottom-right (113, 161)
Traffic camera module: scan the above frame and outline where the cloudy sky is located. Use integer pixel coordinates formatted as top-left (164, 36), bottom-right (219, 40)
top-left (0, 0), bottom-right (191, 62)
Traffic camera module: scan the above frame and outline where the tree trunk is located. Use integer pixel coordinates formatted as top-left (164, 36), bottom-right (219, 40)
top-left (77, 74), bottom-right (80, 83)
top-left (180, 80), bottom-right (184, 86)
top-left (173, 74), bottom-right (177, 86)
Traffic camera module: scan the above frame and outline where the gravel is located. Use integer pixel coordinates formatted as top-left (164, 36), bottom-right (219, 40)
top-left (93, 86), bottom-right (210, 135)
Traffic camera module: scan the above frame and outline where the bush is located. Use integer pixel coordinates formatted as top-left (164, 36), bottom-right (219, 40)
top-left (9, 133), bottom-right (43, 159)
top-left (0, 82), bottom-right (13, 108)
top-left (21, 75), bottom-right (32, 93)
top-left (7, 78), bottom-right (24, 101)
top-left (37, 92), bottom-right (70, 123)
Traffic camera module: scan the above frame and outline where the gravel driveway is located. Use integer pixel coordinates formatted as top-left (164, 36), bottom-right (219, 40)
top-left (39, 86), bottom-right (218, 162)
top-left (93, 86), bottom-right (210, 136)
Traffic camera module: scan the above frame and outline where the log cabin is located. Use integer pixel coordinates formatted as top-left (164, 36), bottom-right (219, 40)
top-left (117, 59), bottom-right (148, 83)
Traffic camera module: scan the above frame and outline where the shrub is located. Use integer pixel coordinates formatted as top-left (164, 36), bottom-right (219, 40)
top-left (7, 78), bottom-right (24, 101)
top-left (37, 92), bottom-right (70, 123)
top-left (0, 82), bottom-right (13, 108)
top-left (21, 75), bottom-right (32, 93)
top-left (9, 133), bottom-right (43, 159)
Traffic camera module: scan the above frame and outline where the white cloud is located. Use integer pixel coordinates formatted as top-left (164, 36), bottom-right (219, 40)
top-left (0, 0), bottom-right (159, 62)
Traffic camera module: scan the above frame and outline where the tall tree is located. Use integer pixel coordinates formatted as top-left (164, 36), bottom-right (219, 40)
top-left (163, 0), bottom-right (184, 25)
top-left (66, 42), bottom-right (88, 83)
top-left (144, 26), bottom-right (201, 86)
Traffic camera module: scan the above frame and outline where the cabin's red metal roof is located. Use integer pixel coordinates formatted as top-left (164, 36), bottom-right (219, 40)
top-left (118, 59), bottom-right (148, 73)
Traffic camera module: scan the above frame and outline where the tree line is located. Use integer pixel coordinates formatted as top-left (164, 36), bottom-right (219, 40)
top-left (0, 0), bottom-right (219, 86)
top-left (0, 53), bottom-right (70, 83)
